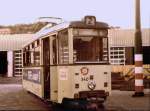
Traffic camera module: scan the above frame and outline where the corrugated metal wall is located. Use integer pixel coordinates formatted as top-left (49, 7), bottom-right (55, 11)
top-left (108, 28), bottom-right (150, 47)
top-left (0, 34), bottom-right (34, 51)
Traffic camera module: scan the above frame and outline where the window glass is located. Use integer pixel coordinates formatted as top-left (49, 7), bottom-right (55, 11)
top-left (34, 47), bottom-right (40, 66)
top-left (73, 36), bottom-right (108, 63)
top-left (58, 30), bottom-right (69, 64)
top-left (23, 41), bottom-right (40, 66)
top-left (110, 47), bottom-right (125, 65)
top-left (52, 37), bottom-right (57, 64)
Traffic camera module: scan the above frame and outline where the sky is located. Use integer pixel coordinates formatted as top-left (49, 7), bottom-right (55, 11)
top-left (0, 0), bottom-right (149, 28)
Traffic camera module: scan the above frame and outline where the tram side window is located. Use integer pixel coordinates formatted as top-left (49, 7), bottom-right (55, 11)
top-left (52, 38), bottom-right (57, 64)
top-left (73, 36), bottom-right (108, 62)
top-left (23, 52), bottom-right (26, 66)
top-left (34, 52), bottom-right (40, 65)
top-left (102, 38), bottom-right (108, 61)
top-left (23, 50), bottom-right (30, 66)
top-left (30, 51), bottom-right (34, 65)
top-left (34, 47), bottom-right (40, 66)
top-left (58, 30), bottom-right (69, 64)
top-left (23, 43), bottom-right (40, 66)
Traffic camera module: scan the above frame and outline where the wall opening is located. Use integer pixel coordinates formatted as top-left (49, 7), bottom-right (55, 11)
top-left (143, 46), bottom-right (150, 64)
top-left (0, 51), bottom-right (8, 76)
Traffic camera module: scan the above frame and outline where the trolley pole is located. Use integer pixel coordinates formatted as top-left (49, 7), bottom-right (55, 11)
top-left (133, 0), bottom-right (144, 97)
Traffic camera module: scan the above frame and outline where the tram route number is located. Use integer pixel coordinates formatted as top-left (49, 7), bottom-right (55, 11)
top-left (81, 77), bottom-right (89, 81)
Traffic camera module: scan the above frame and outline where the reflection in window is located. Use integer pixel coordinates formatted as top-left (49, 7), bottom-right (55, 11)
top-left (73, 36), bottom-right (108, 63)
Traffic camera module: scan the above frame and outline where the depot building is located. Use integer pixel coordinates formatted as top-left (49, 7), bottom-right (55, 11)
top-left (108, 28), bottom-right (150, 65)
top-left (0, 28), bottom-right (149, 77)
top-left (0, 34), bottom-right (34, 77)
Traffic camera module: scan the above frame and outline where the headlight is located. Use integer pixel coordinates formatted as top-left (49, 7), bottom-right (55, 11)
top-left (88, 80), bottom-right (96, 90)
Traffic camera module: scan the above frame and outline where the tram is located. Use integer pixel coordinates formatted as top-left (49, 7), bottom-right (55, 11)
top-left (22, 16), bottom-right (111, 103)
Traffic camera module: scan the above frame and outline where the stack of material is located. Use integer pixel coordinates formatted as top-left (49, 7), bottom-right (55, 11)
top-left (111, 72), bottom-right (126, 90)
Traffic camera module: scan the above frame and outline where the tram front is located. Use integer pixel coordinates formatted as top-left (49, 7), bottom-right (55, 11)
top-left (56, 16), bottom-right (111, 103)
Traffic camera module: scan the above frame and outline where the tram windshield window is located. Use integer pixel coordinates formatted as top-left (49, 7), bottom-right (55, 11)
top-left (73, 36), bottom-right (108, 63)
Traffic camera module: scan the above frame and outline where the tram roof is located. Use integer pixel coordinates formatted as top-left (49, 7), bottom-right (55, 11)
top-left (23, 21), bottom-right (109, 47)
top-left (23, 22), bottom-right (70, 47)
top-left (37, 21), bottom-right (108, 36)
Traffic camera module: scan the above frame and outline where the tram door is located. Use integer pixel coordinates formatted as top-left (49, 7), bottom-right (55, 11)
top-left (43, 37), bottom-right (50, 99)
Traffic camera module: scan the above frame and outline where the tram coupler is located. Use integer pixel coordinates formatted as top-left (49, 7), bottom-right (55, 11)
top-left (52, 97), bottom-right (102, 111)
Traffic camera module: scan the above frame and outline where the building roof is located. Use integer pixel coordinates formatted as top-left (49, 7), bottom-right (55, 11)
top-left (0, 34), bottom-right (34, 51)
top-left (109, 28), bottom-right (150, 47)
top-left (0, 28), bottom-right (11, 34)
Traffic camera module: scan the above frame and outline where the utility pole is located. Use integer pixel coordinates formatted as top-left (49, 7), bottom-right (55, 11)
top-left (133, 0), bottom-right (144, 97)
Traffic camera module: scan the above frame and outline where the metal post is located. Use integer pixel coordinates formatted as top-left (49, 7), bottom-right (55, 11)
top-left (132, 0), bottom-right (144, 97)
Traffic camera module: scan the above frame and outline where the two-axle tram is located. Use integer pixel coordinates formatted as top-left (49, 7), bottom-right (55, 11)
top-left (22, 16), bottom-right (111, 103)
